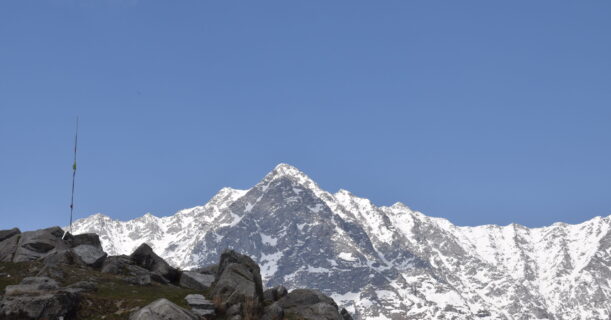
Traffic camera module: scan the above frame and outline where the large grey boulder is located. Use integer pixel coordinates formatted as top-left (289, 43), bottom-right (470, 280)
top-left (101, 255), bottom-right (133, 274)
top-left (72, 244), bottom-right (107, 268)
top-left (0, 291), bottom-right (79, 319)
top-left (42, 248), bottom-right (79, 268)
top-left (0, 234), bottom-right (20, 262)
top-left (129, 298), bottom-right (199, 320)
top-left (212, 250), bottom-right (264, 318)
top-left (0, 228), bottom-right (20, 242)
top-left (195, 263), bottom-right (219, 275)
top-left (101, 255), bottom-right (152, 285)
top-left (72, 233), bottom-right (102, 247)
top-left (4, 277), bottom-right (60, 295)
top-left (12, 227), bottom-right (72, 262)
top-left (180, 271), bottom-right (215, 291)
top-left (39, 238), bottom-right (106, 270)
top-left (277, 289), bottom-right (344, 320)
top-left (130, 243), bottom-right (180, 282)
top-left (0, 276), bottom-right (79, 320)
top-left (185, 294), bottom-right (215, 317)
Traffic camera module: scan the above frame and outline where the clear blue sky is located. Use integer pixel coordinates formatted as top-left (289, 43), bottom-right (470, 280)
top-left (1, 1), bottom-right (610, 231)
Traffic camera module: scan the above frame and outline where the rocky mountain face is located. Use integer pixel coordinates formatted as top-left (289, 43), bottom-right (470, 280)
top-left (70, 164), bottom-right (611, 320)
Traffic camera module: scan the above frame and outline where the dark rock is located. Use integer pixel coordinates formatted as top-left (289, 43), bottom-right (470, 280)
top-left (263, 288), bottom-right (275, 305)
top-left (263, 285), bottom-right (288, 304)
top-left (129, 298), bottom-right (199, 320)
top-left (150, 272), bottom-right (170, 284)
top-left (0, 228), bottom-right (20, 242)
top-left (72, 233), bottom-right (102, 247)
top-left (340, 308), bottom-right (353, 320)
top-left (12, 227), bottom-right (72, 262)
top-left (130, 243), bottom-right (180, 282)
top-left (212, 250), bottom-right (264, 319)
top-left (195, 263), bottom-right (219, 275)
top-left (0, 234), bottom-right (20, 262)
top-left (72, 244), bottom-right (107, 268)
top-left (277, 289), bottom-right (343, 320)
top-left (261, 302), bottom-right (284, 320)
top-left (180, 271), bottom-right (215, 291)
top-left (476, 309), bottom-right (492, 317)
top-left (276, 285), bottom-right (288, 299)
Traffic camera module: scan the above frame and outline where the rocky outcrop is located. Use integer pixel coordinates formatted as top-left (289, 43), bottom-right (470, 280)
top-left (131, 243), bottom-right (181, 283)
top-left (277, 289), bottom-right (344, 320)
top-left (12, 227), bottom-right (71, 262)
top-left (72, 233), bottom-right (102, 247)
top-left (0, 227), bottom-right (107, 270)
top-left (42, 248), bottom-right (79, 267)
top-left (1, 227), bottom-right (354, 320)
top-left (0, 228), bottom-right (20, 242)
top-left (180, 271), bottom-right (215, 291)
top-left (130, 298), bottom-right (199, 320)
top-left (72, 244), bottom-right (107, 268)
top-left (196, 263), bottom-right (219, 275)
top-left (101, 255), bottom-right (153, 285)
top-left (0, 277), bottom-right (80, 320)
top-left (212, 249), bottom-right (264, 319)
top-left (0, 233), bottom-right (20, 262)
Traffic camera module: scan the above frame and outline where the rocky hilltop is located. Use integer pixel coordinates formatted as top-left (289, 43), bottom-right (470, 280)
top-left (69, 164), bottom-right (611, 320)
top-left (0, 226), bottom-right (353, 320)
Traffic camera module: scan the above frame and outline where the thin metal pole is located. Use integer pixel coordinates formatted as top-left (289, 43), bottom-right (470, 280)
top-left (63, 117), bottom-right (79, 239)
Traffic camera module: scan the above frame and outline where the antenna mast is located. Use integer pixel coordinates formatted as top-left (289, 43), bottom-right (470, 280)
top-left (63, 117), bottom-right (79, 239)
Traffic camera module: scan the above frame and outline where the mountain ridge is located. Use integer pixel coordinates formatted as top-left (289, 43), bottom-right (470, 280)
top-left (69, 163), bottom-right (611, 320)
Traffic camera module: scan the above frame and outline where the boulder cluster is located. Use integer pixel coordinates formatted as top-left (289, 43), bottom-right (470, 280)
top-left (0, 227), bottom-right (354, 320)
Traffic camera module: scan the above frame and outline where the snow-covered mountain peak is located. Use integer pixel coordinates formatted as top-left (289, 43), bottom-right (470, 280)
top-left (390, 201), bottom-right (409, 209)
top-left (263, 163), bottom-right (313, 184)
top-left (257, 163), bottom-right (331, 201)
top-left (69, 165), bottom-right (611, 320)
top-left (88, 213), bottom-right (111, 220)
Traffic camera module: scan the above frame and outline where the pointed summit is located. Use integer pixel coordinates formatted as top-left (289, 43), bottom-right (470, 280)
top-left (269, 163), bottom-right (305, 178)
top-left (262, 163), bottom-right (313, 184)
top-left (257, 163), bottom-right (329, 200)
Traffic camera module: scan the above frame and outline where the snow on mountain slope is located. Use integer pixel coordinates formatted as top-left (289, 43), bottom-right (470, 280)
top-left (70, 163), bottom-right (611, 320)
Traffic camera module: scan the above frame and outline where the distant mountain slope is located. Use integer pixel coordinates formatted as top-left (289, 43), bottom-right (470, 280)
top-left (70, 164), bottom-right (611, 320)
